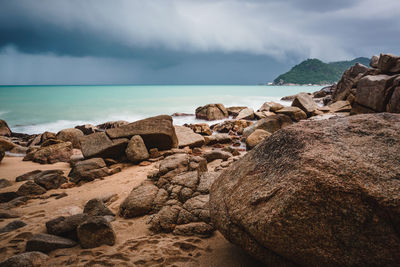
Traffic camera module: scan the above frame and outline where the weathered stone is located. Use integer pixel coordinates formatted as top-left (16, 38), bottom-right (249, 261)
top-left (0, 191), bottom-right (19, 203)
top-left (46, 214), bottom-right (90, 240)
top-left (183, 123), bottom-right (212, 136)
top-left (370, 55), bottom-right (379, 68)
top-left (387, 76), bottom-right (400, 113)
top-left (210, 113), bottom-right (400, 266)
top-left (0, 119), bottom-right (11, 137)
top-left (75, 124), bottom-right (98, 135)
top-left (68, 158), bottom-right (110, 183)
top-left (148, 205), bottom-right (181, 233)
top-left (125, 135), bottom-right (149, 163)
top-left (56, 128), bottom-right (84, 149)
top-left (353, 74), bottom-right (395, 113)
top-left (204, 134), bottom-right (231, 145)
top-left (236, 108), bottom-right (255, 120)
top-left (333, 63), bottom-right (370, 101)
top-left (23, 142), bottom-right (73, 164)
top-left (202, 150), bottom-right (231, 163)
top-left (0, 252), bottom-right (48, 267)
top-left (83, 198), bottom-right (115, 217)
top-left (9, 145), bottom-right (28, 154)
top-left (119, 180), bottom-right (159, 218)
top-left (291, 92), bottom-right (319, 117)
top-left (26, 233), bottom-right (77, 253)
top-left (258, 102), bottom-right (284, 112)
top-left (254, 111), bottom-right (276, 120)
top-left (0, 149), bottom-right (4, 163)
top-left (377, 53), bottom-right (400, 74)
top-left (80, 132), bottom-right (128, 159)
top-left (40, 138), bottom-right (64, 147)
top-left (275, 106), bottom-right (307, 122)
top-left (174, 126), bottom-right (205, 148)
top-left (77, 216), bottom-right (116, 248)
top-left (15, 170), bottom-right (42, 182)
top-left (313, 85), bottom-right (333, 98)
top-left (33, 170), bottom-right (67, 190)
top-left (212, 120), bottom-right (252, 134)
top-left (183, 194), bottom-right (210, 223)
top-left (226, 106), bottom-right (247, 117)
top-left (195, 104), bottom-right (229, 121)
top-left (17, 181), bottom-right (46, 196)
top-left (97, 120), bottom-right (129, 130)
top-left (0, 220), bottom-right (26, 234)
top-left (246, 129), bottom-right (271, 149)
top-left (0, 178), bottom-right (11, 189)
top-left (326, 100), bottom-right (352, 113)
top-left (0, 137), bottom-right (16, 151)
top-left (173, 222), bottom-right (214, 237)
top-left (243, 114), bottom-right (292, 138)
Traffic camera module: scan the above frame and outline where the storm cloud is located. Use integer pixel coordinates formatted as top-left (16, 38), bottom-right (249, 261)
top-left (0, 0), bottom-right (399, 84)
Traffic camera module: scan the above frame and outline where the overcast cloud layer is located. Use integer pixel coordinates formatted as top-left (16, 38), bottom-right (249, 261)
top-left (0, 0), bottom-right (399, 84)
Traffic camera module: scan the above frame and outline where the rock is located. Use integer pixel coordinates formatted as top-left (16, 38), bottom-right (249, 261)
top-left (97, 120), bottom-right (129, 130)
top-left (291, 92), bottom-right (319, 117)
top-left (10, 145), bottom-right (28, 154)
top-left (183, 194), bottom-right (210, 222)
top-left (17, 181), bottom-right (46, 196)
top-left (387, 76), bottom-right (400, 113)
top-left (243, 114), bottom-right (292, 138)
top-left (26, 233), bottom-right (76, 253)
top-left (75, 124), bottom-right (98, 135)
top-left (195, 104), bottom-right (229, 121)
top-left (280, 94), bottom-right (298, 101)
top-left (0, 178), bottom-right (11, 189)
top-left (68, 158), bottom-right (110, 183)
top-left (236, 108), bottom-right (255, 120)
top-left (41, 132), bottom-right (56, 142)
top-left (326, 100), bottom-right (352, 113)
top-left (226, 106), bottom-right (247, 117)
top-left (204, 134), bottom-right (231, 145)
top-left (377, 53), bottom-right (400, 74)
top-left (353, 74), bottom-right (396, 113)
top-left (370, 55), bottom-right (379, 68)
top-left (119, 180), bottom-right (159, 218)
top-left (83, 198), bottom-right (114, 217)
top-left (0, 252), bottom-right (48, 267)
top-left (212, 120), bottom-right (252, 134)
top-left (56, 128), bottom-right (84, 149)
top-left (0, 149), bottom-right (4, 163)
top-left (174, 126), bottom-right (205, 148)
top-left (203, 150), bottom-right (231, 163)
top-left (106, 115), bottom-right (178, 150)
top-left (210, 113), bottom-right (400, 266)
top-left (23, 142), bottom-right (73, 164)
top-left (0, 191), bottom-right (19, 203)
top-left (0, 137), bottom-right (16, 151)
top-left (0, 220), bottom-right (27, 234)
top-left (15, 170), bottom-right (42, 182)
top-left (40, 138), bottom-right (64, 147)
top-left (246, 129), bottom-right (271, 149)
top-left (258, 102), bottom-right (284, 112)
top-left (80, 132), bottom-right (128, 159)
top-left (173, 222), bottom-right (214, 237)
top-left (183, 123), bottom-right (212, 136)
top-left (313, 85), bottom-right (333, 98)
top-left (149, 148), bottom-right (161, 158)
top-left (46, 214), bottom-right (90, 240)
top-left (148, 205), bottom-right (181, 233)
top-left (0, 119), bottom-right (11, 137)
top-left (254, 111), bottom-right (276, 120)
top-left (275, 106), bottom-right (307, 122)
top-left (333, 63), bottom-right (370, 101)
top-left (33, 170), bottom-right (67, 190)
top-left (125, 135), bottom-right (149, 163)
top-left (77, 216), bottom-right (116, 248)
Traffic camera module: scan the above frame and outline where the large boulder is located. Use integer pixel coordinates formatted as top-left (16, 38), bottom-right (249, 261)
top-left (195, 104), bottom-right (229, 121)
top-left (236, 108), bottom-right (255, 120)
top-left (291, 92), bottom-right (319, 117)
top-left (33, 170), bottom-right (67, 190)
top-left (243, 114), bottom-right (292, 138)
top-left (0, 252), bottom-right (48, 267)
top-left (210, 113), bottom-right (400, 266)
top-left (0, 137), bottom-right (16, 151)
top-left (352, 74), bottom-right (396, 113)
top-left (125, 135), bottom-right (149, 163)
top-left (275, 106), bottom-right (307, 122)
top-left (258, 102), bottom-right (284, 112)
top-left (26, 233), bottom-right (77, 253)
top-left (174, 126), bottom-right (205, 148)
top-left (80, 132), bottom-right (128, 159)
top-left (377, 53), bottom-right (400, 74)
top-left (46, 214), bottom-right (90, 240)
top-left (56, 128), bottom-right (84, 149)
top-left (106, 115), bottom-right (178, 150)
top-left (68, 158), bottom-right (111, 183)
top-left (387, 75), bottom-right (400, 113)
top-left (332, 63), bottom-right (370, 101)
top-left (245, 129), bottom-right (271, 150)
top-left (16, 181), bottom-right (46, 196)
top-left (0, 120), bottom-right (11, 137)
top-left (23, 142), bottom-right (73, 164)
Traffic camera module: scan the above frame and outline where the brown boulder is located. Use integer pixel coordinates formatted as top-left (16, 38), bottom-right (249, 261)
top-left (0, 137), bottom-right (16, 151)
top-left (333, 63), bottom-right (370, 101)
top-left (210, 113), bottom-right (400, 266)
top-left (245, 129), bottom-right (271, 149)
top-left (97, 120), bottom-right (129, 130)
top-left (75, 124), bottom-right (98, 135)
top-left (195, 104), bottom-right (229, 121)
top-left (56, 128), bottom-right (84, 149)
top-left (226, 106), bottom-right (247, 117)
top-left (80, 132), bottom-right (128, 159)
top-left (236, 108), bottom-right (255, 120)
top-left (174, 126), bottom-right (205, 148)
top-left (125, 135), bottom-right (149, 163)
top-left (291, 92), bottom-right (318, 117)
top-left (106, 115), bottom-right (178, 150)
top-left (326, 100), bottom-right (352, 113)
top-left (377, 53), bottom-right (400, 74)
top-left (33, 170), bottom-right (67, 190)
top-left (0, 120), bottom-right (11, 137)
top-left (258, 102), bottom-right (284, 112)
top-left (243, 114), bottom-right (292, 138)
top-left (17, 181), bottom-right (46, 196)
top-left (23, 142), bottom-right (73, 164)
top-left (77, 216), bottom-right (116, 248)
top-left (0, 252), bottom-right (48, 267)
top-left (68, 158), bottom-right (111, 183)
top-left (275, 106), bottom-right (307, 122)
top-left (26, 233), bottom-right (77, 253)
top-left (370, 55), bottom-right (379, 68)
top-left (183, 123), bottom-right (212, 136)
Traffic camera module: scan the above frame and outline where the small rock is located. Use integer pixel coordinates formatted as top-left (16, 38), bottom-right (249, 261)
top-left (0, 220), bottom-right (27, 234)
top-left (46, 214), bottom-right (89, 240)
top-left (0, 252), bottom-right (48, 267)
top-left (16, 181), bottom-right (46, 196)
top-left (33, 170), bottom-right (67, 190)
top-left (203, 150), bottom-right (231, 163)
top-left (26, 233), bottom-right (77, 253)
top-left (246, 129), bottom-right (272, 149)
top-left (77, 216), bottom-right (116, 249)
top-left (15, 170), bottom-right (42, 182)
top-left (0, 178), bottom-right (11, 189)
top-left (83, 198), bottom-right (115, 217)
top-left (125, 135), bottom-right (149, 163)
top-left (173, 222), bottom-right (214, 237)
top-left (236, 108), bottom-right (255, 120)
top-left (276, 106), bottom-right (307, 122)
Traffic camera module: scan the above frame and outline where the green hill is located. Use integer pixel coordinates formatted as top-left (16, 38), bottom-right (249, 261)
top-left (273, 57), bottom-right (370, 85)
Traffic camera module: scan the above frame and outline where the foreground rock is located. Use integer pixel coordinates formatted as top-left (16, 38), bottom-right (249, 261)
top-left (106, 115), bottom-right (178, 150)
top-left (0, 149), bottom-right (4, 163)
top-left (68, 158), bottom-right (116, 184)
top-left (23, 142), bottom-right (73, 164)
top-left (291, 92), bottom-right (319, 117)
top-left (174, 126), bottom-right (205, 148)
top-left (80, 132), bottom-right (128, 159)
top-left (275, 106), bottom-right (307, 122)
top-left (26, 233), bottom-right (77, 253)
top-left (245, 129), bottom-right (271, 149)
top-left (0, 119), bottom-right (11, 137)
top-left (0, 252), bottom-right (48, 267)
top-left (243, 114), bottom-right (292, 138)
top-left (56, 128), bottom-right (84, 149)
top-left (210, 113), bottom-right (400, 266)
top-left (125, 135), bottom-right (149, 163)
top-left (33, 170), bottom-right (67, 190)
top-left (195, 104), bottom-right (228, 121)
top-left (46, 214), bottom-right (90, 240)
top-left (77, 216), bottom-right (116, 248)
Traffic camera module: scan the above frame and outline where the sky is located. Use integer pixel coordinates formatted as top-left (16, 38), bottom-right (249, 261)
top-left (0, 0), bottom-right (399, 85)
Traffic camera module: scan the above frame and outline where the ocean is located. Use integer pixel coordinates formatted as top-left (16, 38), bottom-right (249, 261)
top-left (0, 85), bottom-right (322, 134)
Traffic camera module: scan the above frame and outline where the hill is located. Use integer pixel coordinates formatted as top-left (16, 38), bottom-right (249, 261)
top-left (273, 57), bottom-right (370, 85)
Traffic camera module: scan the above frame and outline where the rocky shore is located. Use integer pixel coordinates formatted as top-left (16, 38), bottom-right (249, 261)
top-left (0, 53), bottom-right (399, 266)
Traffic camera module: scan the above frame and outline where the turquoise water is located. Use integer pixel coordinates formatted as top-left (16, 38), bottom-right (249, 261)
top-left (0, 85), bottom-right (322, 134)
